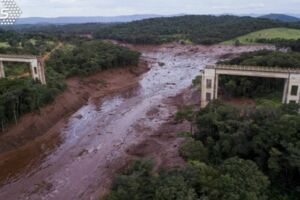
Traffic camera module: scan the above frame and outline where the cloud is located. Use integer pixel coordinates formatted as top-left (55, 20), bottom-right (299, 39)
top-left (212, 3), bottom-right (265, 11)
top-left (16, 0), bottom-right (299, 17)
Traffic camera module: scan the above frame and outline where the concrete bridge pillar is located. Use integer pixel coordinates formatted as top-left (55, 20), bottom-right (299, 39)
top-left (215, 74), bottom-right (219, 99)
top-left (201, 67), bottom-right (217, 108)
top-left (282, 79), bottom-right (289, 103)
top-left (38, 58), bottom-right (46, 85)
top-left (285, 74), bottom-right (300, 104)
top-left (30, 60), bottom-right (39, 81)
top-left (0, 61), bottom-right (5, 78)
top-left (29, 59), bottom-right (46, 85)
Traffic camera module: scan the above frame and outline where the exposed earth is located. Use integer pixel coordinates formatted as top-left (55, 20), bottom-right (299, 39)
top-left (0, 44), bottom-right (274, 200)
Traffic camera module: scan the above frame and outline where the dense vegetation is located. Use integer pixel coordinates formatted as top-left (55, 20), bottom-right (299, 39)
top-left (255, 38), bottom-right (300, 52)
top-left (0, 73), bottom-right (65, 131)
top-left (0, 29), bottom-right (58, 55)
top-left (9, 15), bottom-right (300, 45)
top-left (220, 50), bottom-right (300, 68)
top-left (260, 14), bottom-right (300, 23)
top-left (46, 40), bottom-right (140, 77)
top-left (9, 23), bottom-right (112, 36)
top-left (106, 102), bottom-right (300, 200)
top-left (0, 30), bottom-right (140, 131)
top-left (94, 15), bottom-right (299, 44)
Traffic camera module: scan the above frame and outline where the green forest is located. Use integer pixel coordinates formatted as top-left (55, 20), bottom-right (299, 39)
top-left (94, 15), bottom-right (300, 44)
top-left (9, 15), bottom-right (299, 45)
top-left (46, 40), bottom-right (140, 77)
top-left (0, 29), bottom-right (58, 55)
top-left (105, 102), bottom-right (300, 200)
top-left (0, 32), bottom-right (140, 131)
top-left (256, 39), bottom-right (300, 52)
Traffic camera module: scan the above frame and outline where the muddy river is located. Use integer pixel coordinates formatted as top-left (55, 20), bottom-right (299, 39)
top-left (0, 44), bottom-right (273, 200)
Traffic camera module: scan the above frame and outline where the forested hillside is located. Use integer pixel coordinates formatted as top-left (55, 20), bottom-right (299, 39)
top-left (260, 14), bottom-right (300, 22)
top-left (255, 38), bottom-right (300, 52)
top-left (106, 102), bottom-right (300, 200)
top-left (94, 15), bottom-right (298, 44)
top-left (9, 15), bottom-right (300, 45)
top-left (220, 50), bottom-right (300, 68)
top-left (46, 40), bottom-right (140, 77)
top-left (0, 29), bottom-right (58, 55)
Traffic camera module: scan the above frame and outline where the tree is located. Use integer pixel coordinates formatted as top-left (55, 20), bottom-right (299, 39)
top-left (175, 106), bottom-right (197, 135)
top-left (179, 138), bottom-right (208, 162)
top-left (234, 39), bottom-right (241, 46)
top-left (215, 158), bottom-right (270, 200)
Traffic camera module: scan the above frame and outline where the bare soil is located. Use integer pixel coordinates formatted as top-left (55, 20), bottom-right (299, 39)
top-left (0, 61), bottom-right (148, 183)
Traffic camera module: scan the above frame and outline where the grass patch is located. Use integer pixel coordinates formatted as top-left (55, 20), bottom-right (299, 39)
top-left (222, 28), bottom-right (300, 45)
top-left (0, 42), bottom-right (10, 48)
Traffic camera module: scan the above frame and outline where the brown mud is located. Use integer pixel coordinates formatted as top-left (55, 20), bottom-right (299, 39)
top-left (0, 61), bottom-right (148, 182)
top-left (0, 44), bottom-right (274, 200)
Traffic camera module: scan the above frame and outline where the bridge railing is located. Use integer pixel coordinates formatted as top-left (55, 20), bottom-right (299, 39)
top-left (0, 54), bottom-right (38, 60)
top-left (206, 65), bottom-right (300, 73)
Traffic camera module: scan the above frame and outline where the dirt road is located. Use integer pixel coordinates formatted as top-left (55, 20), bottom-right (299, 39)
top-left (0, 44), bottom-right (274, 200)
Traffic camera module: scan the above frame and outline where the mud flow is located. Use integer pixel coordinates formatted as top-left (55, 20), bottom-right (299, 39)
top-left (0, 44), bottom-right (273, 200)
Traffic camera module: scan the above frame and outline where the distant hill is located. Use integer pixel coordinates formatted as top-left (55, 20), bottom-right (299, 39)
top-left (94, 15), bottom-right (296, 44)
top-left (10, 15), bottom-right (300, 45)
top-left (222, 28), bottom-right (300, 45)
top-left (15, 15), bottom-right (164, 25)
top-left (260, 14), bottom-right (300, 22)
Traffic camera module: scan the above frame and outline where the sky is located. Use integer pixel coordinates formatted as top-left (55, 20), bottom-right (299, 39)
top-left (16, 0), bottom-right (300, 18)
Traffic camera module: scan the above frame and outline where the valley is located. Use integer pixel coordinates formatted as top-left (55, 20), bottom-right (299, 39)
top-left (0, 44), bottom-right (272, 200)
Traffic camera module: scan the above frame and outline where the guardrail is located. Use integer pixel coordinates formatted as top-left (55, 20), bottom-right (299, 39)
top-left (0, 54), bottom-right (38, 59)
top-left (206, 65), bottom-right (300, 73)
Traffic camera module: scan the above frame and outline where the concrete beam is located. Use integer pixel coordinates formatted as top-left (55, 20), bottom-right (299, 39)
top-left (216, 69), bottom-right (289, 79)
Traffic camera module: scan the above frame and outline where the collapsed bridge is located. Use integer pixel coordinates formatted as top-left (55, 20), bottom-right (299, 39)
top-left (201, 65), bottom-right (300, 108)
top-left (0, 54), bottom-right (46, 84)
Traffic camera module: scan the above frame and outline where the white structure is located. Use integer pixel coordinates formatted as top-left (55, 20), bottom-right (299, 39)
top-left (0, 54), bottom-right (46, 84)
top-left (201, 65), bottom-right (300, 108)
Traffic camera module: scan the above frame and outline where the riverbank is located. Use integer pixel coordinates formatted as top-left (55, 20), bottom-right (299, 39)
top-left (0, 60), bottom-right (149, 183)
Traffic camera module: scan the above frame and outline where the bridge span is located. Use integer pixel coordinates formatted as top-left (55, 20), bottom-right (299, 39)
top-left (201, 65), bottom-right (300, 107)
top-left (0, 54), bottom-right (46, 84)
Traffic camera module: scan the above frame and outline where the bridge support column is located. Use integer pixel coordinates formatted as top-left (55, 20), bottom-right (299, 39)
top-left (215, 74), bottom-right (219, 99)
top-left (285, 74), bottom-right (300, 104)
top-left (0, 61), bottom-right (5, 78)
top-left (30, 60), bottom-right (39, 82)
top-left (282, 79), bottom-right (289, 104)
top-left (201, 67), bottom-right (217, 108)
top-left (30, 59), bottom-right (46, 85)
top-left (38, 59), bottom-right (46, 85)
